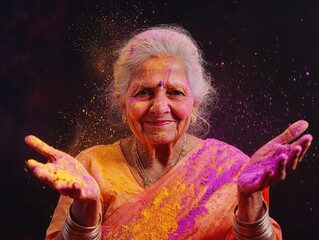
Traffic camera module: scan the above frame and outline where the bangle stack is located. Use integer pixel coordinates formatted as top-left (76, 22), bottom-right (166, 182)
top-left (61, 207), bottom-right (102, 240)
top-left (232, 202), bottom-right (275, 240)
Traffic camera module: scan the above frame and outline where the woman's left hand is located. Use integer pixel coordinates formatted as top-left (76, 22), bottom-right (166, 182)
top-left (238, 120), bottom-right (313, 195)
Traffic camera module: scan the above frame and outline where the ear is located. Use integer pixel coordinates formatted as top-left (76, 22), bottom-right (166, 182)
top-left (192, 100), bottom-right (200, 115)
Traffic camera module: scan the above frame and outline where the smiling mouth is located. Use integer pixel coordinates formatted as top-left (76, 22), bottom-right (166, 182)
top-left (144, 120), bottom-right (174, 126)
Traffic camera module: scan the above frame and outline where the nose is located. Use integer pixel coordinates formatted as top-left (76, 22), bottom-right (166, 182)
top-left (150, 94), bottom-right (170, 115)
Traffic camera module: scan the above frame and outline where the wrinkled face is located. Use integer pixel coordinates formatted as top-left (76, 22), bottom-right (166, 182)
top-left (123, 56), bottom-right (197, 146)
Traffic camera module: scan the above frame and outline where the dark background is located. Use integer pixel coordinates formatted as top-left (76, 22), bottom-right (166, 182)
top-left (1, 0), bottom-right (318, 239)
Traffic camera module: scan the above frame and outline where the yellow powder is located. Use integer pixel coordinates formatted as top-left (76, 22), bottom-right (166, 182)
top-left (54, 171), bottom-right (88, 189)
top-left (109, 182), bottom-right (188, 240)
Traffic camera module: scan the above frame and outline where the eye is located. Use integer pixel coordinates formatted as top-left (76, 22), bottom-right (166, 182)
top-left (134, 88), bottom-right (154, 100)
top-left (167, 89), bottom-right (185, 96)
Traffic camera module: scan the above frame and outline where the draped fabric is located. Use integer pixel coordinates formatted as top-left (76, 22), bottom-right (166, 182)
top-left (46, 138), bottom-right (282, 240)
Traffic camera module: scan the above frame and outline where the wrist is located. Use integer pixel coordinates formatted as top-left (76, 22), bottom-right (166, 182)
top-left (71, 198), bottom-right (101, 226)
top-left (61, 205), bottom-right (102, 240)
top-left (233, 201), bottom-right (275, 240)
top-left (237, 190), bottom-right (265, 222)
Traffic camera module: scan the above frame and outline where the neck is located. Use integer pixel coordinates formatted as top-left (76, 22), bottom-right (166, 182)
top-left (130, 135), bottom-right (187, 188)
top-left (133, 135), bottom-right (187, 170)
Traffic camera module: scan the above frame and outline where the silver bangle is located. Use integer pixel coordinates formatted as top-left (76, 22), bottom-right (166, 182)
top-left (232, 201), bottom-right (275, 240)
top-left (61, 206), bottom-right (102, 240)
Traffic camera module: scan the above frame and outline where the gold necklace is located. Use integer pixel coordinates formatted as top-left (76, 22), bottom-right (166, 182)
top-left (131, 135), bottom-right (187, 188)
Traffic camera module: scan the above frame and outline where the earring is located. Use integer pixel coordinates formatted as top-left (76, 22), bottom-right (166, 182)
top-left (191, 115), bottom-right (197, 125)
top-left (122, 113), bottom-right (127, 123)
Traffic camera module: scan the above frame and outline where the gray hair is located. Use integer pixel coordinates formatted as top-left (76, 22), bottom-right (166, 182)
top-left (107, 25), bottom-right (216, 137)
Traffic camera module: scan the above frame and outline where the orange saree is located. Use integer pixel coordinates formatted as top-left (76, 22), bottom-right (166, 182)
top-left (46, 138), bottom-right (282, 240)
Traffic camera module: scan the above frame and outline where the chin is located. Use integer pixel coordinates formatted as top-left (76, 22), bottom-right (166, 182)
top-left (143, 133), bottom-right (177, 145)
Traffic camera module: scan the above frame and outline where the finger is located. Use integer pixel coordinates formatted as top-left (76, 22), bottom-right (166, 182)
top-left (26, 159), bottom-right (56, 175)
top-left (72, 182), bottom-right (84, 200)
top-left (58, 187), bottom-right (75, 198)
top-left (274, 145), bottom-right (289, 155)
top-left (57, 182), bottom-right (83, 200)
top-left (26, 159), bottom-right (42, 171)
top-left (26, 160), bottom-right (57, 184)
top-left (270, 154), bottom-right (288, 182)
top-left (274, 120), bottom-right (309, 144)
top-left (286, 146), bottom-right (302, 171)
top-left (291, 134), bottom-right (313, 162)
top-left (25, 135), bottom-right (60, 160)
top-left (290, 134), bottom-right (313, 148)
top-left (257, 168), bottom-right (273, 190)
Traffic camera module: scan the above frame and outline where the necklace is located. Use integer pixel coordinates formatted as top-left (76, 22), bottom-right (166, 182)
top-left (131, 135), bottom-right (187, 188)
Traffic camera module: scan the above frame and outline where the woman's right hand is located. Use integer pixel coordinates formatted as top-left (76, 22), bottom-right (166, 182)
top-left (26, 135), bottom-right (101, 228)
top-left (25, 135), bottom-right (100, 202)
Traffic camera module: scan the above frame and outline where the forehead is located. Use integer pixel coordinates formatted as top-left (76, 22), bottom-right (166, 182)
top-left (132, 56), bottom-right (186, 79)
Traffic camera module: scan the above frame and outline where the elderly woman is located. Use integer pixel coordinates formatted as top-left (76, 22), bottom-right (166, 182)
top-left (25, 26), bottom-right (312, 240)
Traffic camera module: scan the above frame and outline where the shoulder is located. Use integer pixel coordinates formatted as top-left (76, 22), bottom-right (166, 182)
top-left (77, 142), bottom-right (119, 156)
top-left (75, 141), bottom-right (122, 166)
top-left (201, 138), bottom-right (250, 164)
top-left (203, 138), bottom-right (248, 154)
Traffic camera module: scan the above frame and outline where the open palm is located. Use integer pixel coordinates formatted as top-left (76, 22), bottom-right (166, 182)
top-left (238, 120), bottom-right (312, 195)
top-left (25, 135), bottom-right (100, 201)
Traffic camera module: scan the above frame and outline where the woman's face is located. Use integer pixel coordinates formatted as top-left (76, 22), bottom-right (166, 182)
top-left (124, 56), bottom-right (197, 146)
